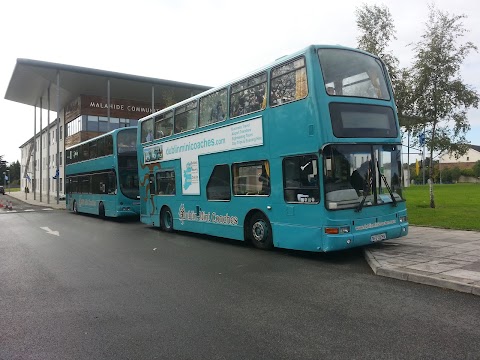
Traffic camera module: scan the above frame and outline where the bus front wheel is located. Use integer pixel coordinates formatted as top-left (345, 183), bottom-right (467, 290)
top-left (160, 207), bottom-right (174, 232)
top-left (248, 212), bottom-right (273, 250)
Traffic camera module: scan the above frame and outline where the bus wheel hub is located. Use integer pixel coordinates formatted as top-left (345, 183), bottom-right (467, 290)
top-left (253, 222), bottom-right (266, 242)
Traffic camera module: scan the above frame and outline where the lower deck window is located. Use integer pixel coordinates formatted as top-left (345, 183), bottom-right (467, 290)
top-left (283, 155), bottom-right (319, 203)
top-left (156, 170), bottom-right (176, 195)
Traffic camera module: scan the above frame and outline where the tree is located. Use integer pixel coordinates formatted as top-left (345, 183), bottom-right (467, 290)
top-left (451, 167), bottom-right (462, 182)
top-left (0, 155), bottom-right (7, 173)
top-left (8, 160), bottom-right (20, 183)
top-left (355, 4), bottom-right (418, 157)
top-left (408, 5), bottom-right (478, 208)
top-left (355, 4), bottom-right (399, 86)
top-left (473, 160), bottom-right (480, 178)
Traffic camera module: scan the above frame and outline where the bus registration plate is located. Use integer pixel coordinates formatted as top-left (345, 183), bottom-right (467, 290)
top-left (371, 233), bottom-right (387, 243)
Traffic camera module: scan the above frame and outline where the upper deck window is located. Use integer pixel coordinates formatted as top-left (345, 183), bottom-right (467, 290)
top-left (174, 100), bottom-right (197, 134)
top-left (230, 72), bottom-right (267, 118)
top-left (199, 88), bottom-right (227, 127)
top-left (117, 129), bottom-right (137, 154)
top-left (270, 57), bottom-right (308, 106)
top-left (155, 111), bottom-right (173, 139)
top-left (318, 49), bottom-right (390, 100)
top-left (141, 118), bottom-right (154, 143)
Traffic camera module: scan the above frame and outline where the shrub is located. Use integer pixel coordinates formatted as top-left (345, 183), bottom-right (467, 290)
top-left (461, 168), bottom-right (475, 177)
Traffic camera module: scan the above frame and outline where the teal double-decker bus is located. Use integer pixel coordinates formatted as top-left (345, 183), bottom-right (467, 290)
top-left (137, 45), bottom-right (408, 252)
top-left (65, 127), bottom-right (140, 218)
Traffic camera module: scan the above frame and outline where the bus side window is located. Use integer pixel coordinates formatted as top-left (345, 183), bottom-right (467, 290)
top-left (207, 165), bottom-right (231, 201)
top-left (283, 155), bottom-right (319, 203)
top-left (270, 57), bottom-right (308, 107)
top-left (156, 171), bottom-right (176, 195)
top-left (232, 160), bottom-right (270, 196)
top-left (108, 172), bottom-right (116, 194)
top-left (149, 174), bottom-right (155, 196)
top-left (230, 73), bottom-right (267, 118)
top-left (142, 118), bottom-right (154, 142)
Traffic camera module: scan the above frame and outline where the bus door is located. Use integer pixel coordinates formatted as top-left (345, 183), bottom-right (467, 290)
top-left (141, 173), bottom-right (156, 216)
top-left (149, 172), bottom-right (157, 216)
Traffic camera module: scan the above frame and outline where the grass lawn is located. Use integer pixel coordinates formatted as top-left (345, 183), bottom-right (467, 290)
top-left (404, 183), bottom-right (480, 231)
top-left (4, 187), bottom-right (20, 192)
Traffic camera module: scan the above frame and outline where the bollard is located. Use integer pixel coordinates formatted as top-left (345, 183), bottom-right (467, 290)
top-left (7, 200), bottom-right (12, 210)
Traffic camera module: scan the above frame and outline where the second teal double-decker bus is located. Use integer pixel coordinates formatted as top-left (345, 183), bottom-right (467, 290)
top-left (65, 127), bottom-right (140, 218)
top-left (137, 45), bottom-right (408, 252)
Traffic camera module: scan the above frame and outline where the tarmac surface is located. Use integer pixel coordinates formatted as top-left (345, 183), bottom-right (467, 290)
top-left (3, 191), bottom-right (480, 296)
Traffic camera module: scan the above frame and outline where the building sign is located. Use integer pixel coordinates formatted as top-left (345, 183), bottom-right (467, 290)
top-left (64, 95), bottom-right (163, 123)
top-left (143, 117), bottom-right (264, 195)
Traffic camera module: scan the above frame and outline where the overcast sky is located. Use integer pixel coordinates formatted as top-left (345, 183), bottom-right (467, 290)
top-left (1, 0), bottom-right (479, 163)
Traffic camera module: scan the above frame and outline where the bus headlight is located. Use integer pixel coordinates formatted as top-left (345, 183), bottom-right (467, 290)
top-left (339, 226), bottom-right (350, 234)
top-left (399, 215), bottom-right (408, 223)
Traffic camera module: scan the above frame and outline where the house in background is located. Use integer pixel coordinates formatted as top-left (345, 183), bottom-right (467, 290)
top-left (440, 145), bottom-right (480, 170)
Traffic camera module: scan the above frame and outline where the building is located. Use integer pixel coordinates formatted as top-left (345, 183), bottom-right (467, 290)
top-left (440, 145), bottom-right (480, 170)
top-left (5, 59), bottom-right (210, 203)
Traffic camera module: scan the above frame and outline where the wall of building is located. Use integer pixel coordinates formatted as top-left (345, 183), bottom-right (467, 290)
top-left (440, 148), bottom-right (480, 164)
top-left (20, 112), bottom-right (65, 199)
top-left (20, 95), bottom-right (160, 200)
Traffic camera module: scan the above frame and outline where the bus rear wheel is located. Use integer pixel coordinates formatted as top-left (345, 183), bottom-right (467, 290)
top-left (160, 207), bottom-right (174, 232)
top-left (248, 212), bottom-right (273, 250)
top-left (99, 202), bottom-right (105, 219)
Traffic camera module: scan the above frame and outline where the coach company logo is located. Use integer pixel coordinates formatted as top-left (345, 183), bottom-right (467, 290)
top-left (178, 204), bottom-right (239, 226)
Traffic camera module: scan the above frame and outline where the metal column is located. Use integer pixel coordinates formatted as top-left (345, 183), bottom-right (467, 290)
top-left (56, 71), bottom-right (60, 204)
top-left (47, 87), bottom-right (50, 203)
top-left (39, 97), bottom-right (43, 202)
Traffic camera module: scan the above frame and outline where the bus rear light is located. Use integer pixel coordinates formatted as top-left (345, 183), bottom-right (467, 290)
top-left (325, 226), bottom-right (350, 235)
top-left (325, 227), bottom-right (339, 234)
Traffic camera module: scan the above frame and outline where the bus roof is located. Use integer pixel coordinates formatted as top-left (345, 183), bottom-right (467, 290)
top-left (137, 44), bottom-right (380, 124)
top-left (65, 126), bottom-right (137, 150)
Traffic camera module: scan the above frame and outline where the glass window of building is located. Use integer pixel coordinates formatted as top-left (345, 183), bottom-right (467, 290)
top-left (110, 117), bottom-right (119, 131)
top-left (99, 117), bottom-right (108, 132)
top-left (88, 115), bottom-right (98, 132)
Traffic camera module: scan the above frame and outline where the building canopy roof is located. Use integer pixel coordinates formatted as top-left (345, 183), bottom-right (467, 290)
top-left (5, 58), bottom-right (211, 112)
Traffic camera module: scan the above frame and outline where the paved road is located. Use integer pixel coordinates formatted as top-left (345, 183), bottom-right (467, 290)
top-left (1, 211), bottom-right (480, 359)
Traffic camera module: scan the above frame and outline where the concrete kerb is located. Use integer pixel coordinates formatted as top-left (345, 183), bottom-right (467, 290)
top-left (364, 248), bottom-right (480, 296)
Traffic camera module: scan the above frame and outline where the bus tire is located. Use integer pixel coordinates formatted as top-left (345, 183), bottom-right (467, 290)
top-left (73, 200), bottom-right (78, 214)
top-left (248, 212), bottom-right (273, 250)
top-left (160, 207), bottom-right (174, 232)
top-left (99, 202), bottom-right (105, 219)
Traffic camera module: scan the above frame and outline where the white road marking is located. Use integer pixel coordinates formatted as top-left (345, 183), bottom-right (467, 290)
top-left (40, 226), bottom-right (60, 236)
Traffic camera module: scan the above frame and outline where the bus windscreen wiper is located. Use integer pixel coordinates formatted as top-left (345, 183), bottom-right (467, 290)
top-left (377, 160), bottom-right (397, 207)
top-left (355, 172), bottom-right (372, 213)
